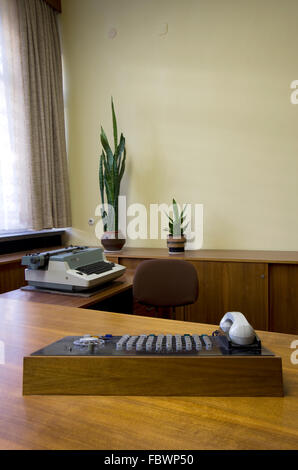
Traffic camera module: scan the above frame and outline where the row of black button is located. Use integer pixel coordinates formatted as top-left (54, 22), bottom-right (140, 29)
top-left (76, 261), bottom-right (115, 275)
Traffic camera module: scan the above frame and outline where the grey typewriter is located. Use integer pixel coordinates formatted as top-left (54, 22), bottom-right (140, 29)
top-left (21, 246), bottom-right (126, 292)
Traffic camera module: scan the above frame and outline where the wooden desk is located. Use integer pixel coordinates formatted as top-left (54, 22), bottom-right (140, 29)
top-left (0, 271), bottom-right (133, 308)
top-left (0, 298), bottom-right (297, 450)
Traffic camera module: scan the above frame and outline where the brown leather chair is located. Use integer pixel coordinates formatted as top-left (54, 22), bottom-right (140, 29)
top-left (133, 259), bottom-right (199, 320)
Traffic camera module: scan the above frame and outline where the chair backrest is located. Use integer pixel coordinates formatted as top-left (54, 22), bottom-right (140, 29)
top-left (133, 259), bottom-right (199, 307)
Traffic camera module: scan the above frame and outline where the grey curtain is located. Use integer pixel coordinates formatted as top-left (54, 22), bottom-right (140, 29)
top-left (17, 0), bottom-right (71, 229)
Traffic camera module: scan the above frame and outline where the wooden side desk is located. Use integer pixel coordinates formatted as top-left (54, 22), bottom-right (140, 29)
top-left (0, 298), bottom-right (297, 450)
top-left (0, 269), bottom-right (184, 320)
top-left (0, 271), bottom-right (133, 308)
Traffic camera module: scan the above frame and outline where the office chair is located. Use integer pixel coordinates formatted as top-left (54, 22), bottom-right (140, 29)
top-left (133, 259), bottom-right (199, 321)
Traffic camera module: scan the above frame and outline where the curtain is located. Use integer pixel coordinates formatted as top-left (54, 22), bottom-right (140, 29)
top-left (0, 0), bottom-right (32, 231)
top-left (0, 0), bottom-right (71, 231)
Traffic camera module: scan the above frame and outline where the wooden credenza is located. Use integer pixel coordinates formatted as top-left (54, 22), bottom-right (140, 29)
top-left (106, 248), bottom-right (298, 334)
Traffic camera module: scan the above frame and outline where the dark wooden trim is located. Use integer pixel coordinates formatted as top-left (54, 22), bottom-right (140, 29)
top-left (45, 0), bottom-right (62, 13)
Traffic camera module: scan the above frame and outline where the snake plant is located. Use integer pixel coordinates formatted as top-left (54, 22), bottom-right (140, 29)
top-left (99, 98), bottom-right (126, 232)
top-left (166, 199), bottom-right (188, 237)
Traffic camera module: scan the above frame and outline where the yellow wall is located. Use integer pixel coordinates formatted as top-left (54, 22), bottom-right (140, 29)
top-left (61, 0), bottom-right (298, 250)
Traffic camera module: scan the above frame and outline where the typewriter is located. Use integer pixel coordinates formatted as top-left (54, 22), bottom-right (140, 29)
top-left (21, 246), bottom-right (126, 293)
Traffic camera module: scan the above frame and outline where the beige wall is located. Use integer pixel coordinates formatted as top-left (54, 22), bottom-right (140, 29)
top-left (61, 0), bottom-right (298, 250)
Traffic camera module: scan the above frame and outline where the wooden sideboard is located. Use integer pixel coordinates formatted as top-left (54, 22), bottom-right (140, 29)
top-left (106, 248), bottom-right (298, 334)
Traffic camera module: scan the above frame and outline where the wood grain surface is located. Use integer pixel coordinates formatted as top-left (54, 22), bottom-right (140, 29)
top-left (0, 271), bottom-right (133, 307)
top-left (184, 261), bottom-right (268, 329)
top-left (107, 247), bottom-right (298, 264)
top-left (269, 264), bottom-right (298, 334)
top-left (0, 298), bottom-right (297, 450)
top-left (0, 246), bottom-right (63, 294)
top-left (0, 261), bottom-right (26, 294)
top-left (23, 355), bottom-right (283, 397)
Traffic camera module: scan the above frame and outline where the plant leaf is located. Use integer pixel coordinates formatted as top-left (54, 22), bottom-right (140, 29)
top-left (116, 134), bottom-right (125, 168)
top-left (99, 152), bottom-right (105, 205)
top-left (173, 199), bottom-right (179, 223)
top-left (111, 97), bottom-right (118, 153)
top-left (99, 100), bottom-right (126, 231)
top-left (119, 146), bottom-right (126, 182)
top-left (181, 222), bottom-right (189, 234)
top-left (180, 205), bottom-right (187, 219)
top-left (100, 126), bottom-right (113, 169)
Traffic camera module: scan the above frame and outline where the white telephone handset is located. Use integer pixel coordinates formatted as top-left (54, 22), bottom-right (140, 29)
top-left (219, 312), bottom-right (256, 345)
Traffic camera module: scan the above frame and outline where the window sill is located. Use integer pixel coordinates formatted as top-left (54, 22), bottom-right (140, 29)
top-left (0, 228), bottom-right (65, 242)
top-left (0, 229), bottom-right (66, 255)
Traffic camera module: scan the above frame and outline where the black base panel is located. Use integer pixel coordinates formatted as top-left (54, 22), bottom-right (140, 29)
top-left (31, 335), bottom-right (275, 357)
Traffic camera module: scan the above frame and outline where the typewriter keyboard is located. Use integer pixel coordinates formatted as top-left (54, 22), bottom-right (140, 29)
top-left (76, 261), bottom-right (115, 275)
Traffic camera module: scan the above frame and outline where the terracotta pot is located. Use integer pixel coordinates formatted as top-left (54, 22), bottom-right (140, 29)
top-left (167, 235), bottom-right (186, 254)
top-left (101, 231), bottom-right (126, 252)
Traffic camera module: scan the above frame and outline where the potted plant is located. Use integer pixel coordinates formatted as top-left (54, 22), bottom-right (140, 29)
top-left (99, 98), bottom-right (126, 252)
top-left (166, 199), bottom-right (188, 254)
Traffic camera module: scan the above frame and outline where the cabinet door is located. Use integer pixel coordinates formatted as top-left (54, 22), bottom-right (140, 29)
top-left (222, 262), bottom-right (268, 331)
top-left (186, 262), bottom-right (268, 331)
top-left (269, 264), bottom-right (298, 334)
top-left (185, 262), bottom-right (224, 325)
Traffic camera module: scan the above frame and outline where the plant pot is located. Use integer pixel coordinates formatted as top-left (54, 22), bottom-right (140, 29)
top-left (101, 231), bottom-right (126, 252)
top-left (167, 235), bottom-right (186, 254)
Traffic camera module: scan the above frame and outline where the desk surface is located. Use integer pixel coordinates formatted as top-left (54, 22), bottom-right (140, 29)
top-left (109, 247), bottom-right (298, 264)
top-left (0, 298), bottom-right (297, 450)
top-left (0, 271), bottom-right (133, 308)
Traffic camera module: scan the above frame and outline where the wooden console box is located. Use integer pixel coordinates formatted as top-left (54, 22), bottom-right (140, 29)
top-left (23, 354), bottom-right (283, 397)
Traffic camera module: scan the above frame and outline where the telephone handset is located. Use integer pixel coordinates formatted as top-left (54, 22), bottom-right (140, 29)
top-left (219, 312), bottom-right (256, 346)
